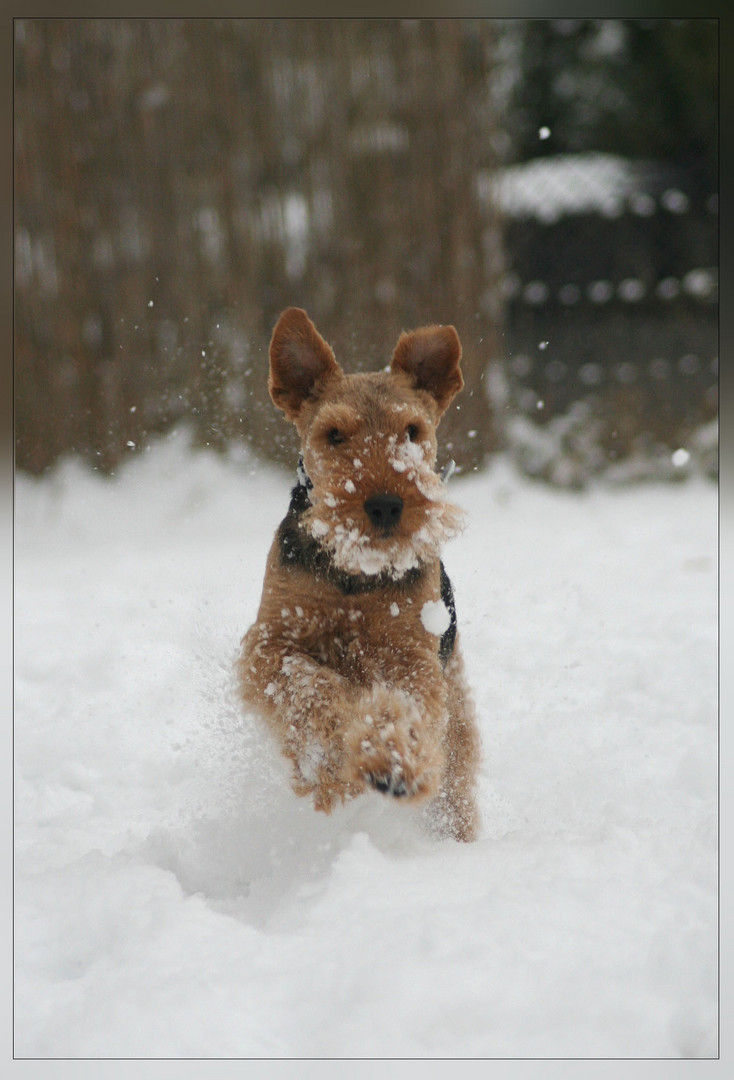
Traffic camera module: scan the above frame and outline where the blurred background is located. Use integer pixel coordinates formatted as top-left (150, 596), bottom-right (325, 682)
top-left (14, 17), bottom-right (718, 488)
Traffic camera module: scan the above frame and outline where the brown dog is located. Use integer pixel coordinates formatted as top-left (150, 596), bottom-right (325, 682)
top-left (237, 308), bottom-right (480, 841)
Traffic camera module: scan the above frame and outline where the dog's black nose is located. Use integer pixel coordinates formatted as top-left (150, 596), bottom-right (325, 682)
top-left (364, 493), bottom-right (404, 532)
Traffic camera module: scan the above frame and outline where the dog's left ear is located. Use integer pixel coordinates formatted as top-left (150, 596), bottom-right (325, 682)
top-left (390, 325), bottom-right (464, 415)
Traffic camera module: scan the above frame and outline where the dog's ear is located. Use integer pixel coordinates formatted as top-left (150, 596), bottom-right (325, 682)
top-left (269, 308), bottom-right (342, 420)
top-left (390, 325), bottom-right (464, 414)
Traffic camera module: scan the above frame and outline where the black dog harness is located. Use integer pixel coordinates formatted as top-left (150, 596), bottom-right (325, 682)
top-left (277, 460), bottom-right (457, 665)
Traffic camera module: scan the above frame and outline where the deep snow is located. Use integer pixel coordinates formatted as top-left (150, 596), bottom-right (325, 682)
top-left (14, 431), bottom-right (718, 1060)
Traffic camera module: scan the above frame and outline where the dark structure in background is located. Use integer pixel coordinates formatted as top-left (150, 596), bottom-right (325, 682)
top-left (14, 19), bottom-right (500, 476)
top-left (15, 19), bottom-right (717, 485)
top-left (493, 19), bottom-right (718, 484)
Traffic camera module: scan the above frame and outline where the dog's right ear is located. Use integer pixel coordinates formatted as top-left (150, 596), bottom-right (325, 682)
top-left (268, 308), bottom-right (342, 420)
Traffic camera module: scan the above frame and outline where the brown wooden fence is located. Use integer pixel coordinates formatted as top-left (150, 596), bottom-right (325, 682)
top-left (14, 19), bottom-right (501, 475)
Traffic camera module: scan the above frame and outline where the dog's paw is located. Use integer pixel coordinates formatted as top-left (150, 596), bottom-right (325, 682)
top-left (366, 769), bottom-right (411, 798)
top-left (287, 727), bottom-right (366, 813)
top-left (343, 684), bottom-right (445, 802)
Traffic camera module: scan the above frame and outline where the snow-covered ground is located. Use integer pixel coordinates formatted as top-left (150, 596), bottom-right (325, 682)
top-left (14, 431), bottom-right (718, 1060)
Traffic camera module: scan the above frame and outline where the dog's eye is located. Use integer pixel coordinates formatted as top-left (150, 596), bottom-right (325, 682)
top-left (405, 424), bottom-right (420, 442)
top-left (327, 428), bottom-right (346, 446)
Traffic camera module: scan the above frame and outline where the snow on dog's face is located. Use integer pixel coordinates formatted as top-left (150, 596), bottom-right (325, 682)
top-left (268, 307), bottom-right (466, 578)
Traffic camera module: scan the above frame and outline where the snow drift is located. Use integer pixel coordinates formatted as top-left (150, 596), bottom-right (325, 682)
top-left (14, 431), bottom-right (717, 1058)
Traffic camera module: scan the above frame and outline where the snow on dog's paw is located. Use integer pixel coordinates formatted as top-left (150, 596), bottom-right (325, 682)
top-left (343, 684), bottom-right (444, 802)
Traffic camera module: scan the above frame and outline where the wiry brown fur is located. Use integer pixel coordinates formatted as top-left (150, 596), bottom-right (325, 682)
top-left (237, 307), bottom-right (481, 841)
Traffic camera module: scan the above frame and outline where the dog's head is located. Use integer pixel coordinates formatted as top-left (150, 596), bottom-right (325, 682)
top-left (268, 307), bottom-right (466, 578)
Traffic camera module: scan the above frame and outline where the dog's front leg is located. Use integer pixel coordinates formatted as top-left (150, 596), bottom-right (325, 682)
top-left (237, 627), bottom-right (367, 812)
top-left (341, 669), bottom-right (450, 803)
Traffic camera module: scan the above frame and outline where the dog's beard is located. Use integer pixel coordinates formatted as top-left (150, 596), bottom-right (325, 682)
top-left (303, 473), bottom-right (465, 579)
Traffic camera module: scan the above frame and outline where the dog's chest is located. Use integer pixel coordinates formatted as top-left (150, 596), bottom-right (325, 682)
top-left (277, 578), bottom-right (439, 684)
